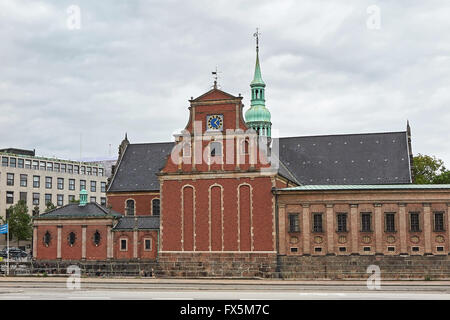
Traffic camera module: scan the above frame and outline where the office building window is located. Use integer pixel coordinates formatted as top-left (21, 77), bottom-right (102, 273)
top-left (80, 166), bottom-right (85, 175)
top-left (74, 165), bottom-right (79, 174)
top-left (54, 163), bottom-right (60, 172)
top-left (57, 178), bottom-right (64, 190)
top-left (101, 182), bottom-right (106, 193)
top-left (87, 167), bottom-right (92, 175)
top-left (46, 162), bottom-right (53, 171)
top-left (289, 213), bottom-right (300, 232)
top-left (7, 173), bottom-right (14, 186)
top-left (361, 213), bottom-right (372, 232)
top-left (45, 194), bottom-right (52, 206)
top-left (33, 175), bottom-right (40, 188)
top-left (25, 160), bottom-right (31, 169)
top-left (100, 197), bottom-right (107, 206)
top-left (32, 160), bottom-right (38, 169)
top-left (6, 191), bottom-right (14, 204)
top-left (90, 196), bottom-right (96, 203)
top-left (57, 194), bottom-right (63, 206)
top-left (99, 168), bottom-right (104, 176)
top-left (17, 158), bottom-right (24, 168)
top-left (410, 212), bottom-right (420, 232)
top-left (313, 213), bottom-right (323, 232)
top-left (45, 176), bottom-right (52, 189)
top-left (152, 199), bottom-right (160, 216)
top-left (20, 174), bottom-right (27, 187)
top-left (67, 164), bottom-right (73, 174)
top-left (90, 181), bottom-right (96, 192)
top-left (68, 195), bottom-right (75, 203)
top-left (2, 157), bottom-right (8, 167)
top-left (20, 192), bottom-right (27, 203)
top-left (9, 158), bottom-right (16, 168)
top-left (385, 213), bottom-right (396, 232)
top-left (69, 179), bottom-right (75, 190)
top-left (33, 193), bottom-right (40, 205)
top-left (93, 167), bottom-right (98, 176)
top-left (80, 180), bottom-right (86, 191)
top-left (60, 164), bottom-right (66, 173)
top-left (337, 213), bottom-right (347, 232)
top-left (40, 161), bottom-right (46, 171)
top-left (434, 212), bottom-right (445, 232)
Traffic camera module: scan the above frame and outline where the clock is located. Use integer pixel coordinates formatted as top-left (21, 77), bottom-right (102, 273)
top-left (207, 115), bottom-right (223, 131)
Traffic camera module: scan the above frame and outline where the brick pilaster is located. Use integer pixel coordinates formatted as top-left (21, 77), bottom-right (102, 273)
top-left (374, 204), bottom-right (383, 254)
top-left (423, 203), bottom-right (432, 254)
top-left (302, 204), bottom-right (310, 255)
top-left (278, 204), bottom-right (286, 255)
top-left (350, 204), bottom-right (358, 254)
top-left (398, 203), bottom-right (407, 254)
top-left (326, 204), bottom-right (334, 254)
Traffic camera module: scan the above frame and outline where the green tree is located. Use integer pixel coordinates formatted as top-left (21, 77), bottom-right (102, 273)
top-left (7, 200), bottom-right (32, 246)
top-left (432, 170), bottom-right (450, 184)
top-left (413, 154), bottom-right (446, 184)
top-left (45, 202), bottom-right (56, 213)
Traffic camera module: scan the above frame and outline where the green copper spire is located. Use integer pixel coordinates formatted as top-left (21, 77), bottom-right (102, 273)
top-left (245, 29), bottom-right (272, 137)
top-left (79, 188), bottom-right (88, 206)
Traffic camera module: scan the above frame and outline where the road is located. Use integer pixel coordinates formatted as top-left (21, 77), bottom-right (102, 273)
top-left (0, 278), bottom-right (449, 299)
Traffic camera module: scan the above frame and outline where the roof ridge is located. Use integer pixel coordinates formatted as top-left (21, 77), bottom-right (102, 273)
top-left (279, 131), bottom-right (407, 139)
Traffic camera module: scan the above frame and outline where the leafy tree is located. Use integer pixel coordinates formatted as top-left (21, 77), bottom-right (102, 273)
top-left (432, 170), bottom-right (450, 184)
top-left (69, 198), bottom-right (80, 204)
top-left (413, 154), bottom-right (447, 184)
top-left (45, 202), bottom-right (56, 213)
top-left (6, 200), bottom-right (32, 246)
top-left (32, 206), bottom-right (40, 216)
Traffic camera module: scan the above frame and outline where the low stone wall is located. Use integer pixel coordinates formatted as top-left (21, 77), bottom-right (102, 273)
top-left (19, 254), bottom-right (450, 279)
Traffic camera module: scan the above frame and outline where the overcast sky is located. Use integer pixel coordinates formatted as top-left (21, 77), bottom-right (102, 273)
top-left (1, 0), bottom-right (449, 166)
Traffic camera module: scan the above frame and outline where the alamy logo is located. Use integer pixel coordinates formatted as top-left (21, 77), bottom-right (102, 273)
top-left (366, 265), bottom-right (381, 290)
top-left (66, 265), bottom-right (81, 290)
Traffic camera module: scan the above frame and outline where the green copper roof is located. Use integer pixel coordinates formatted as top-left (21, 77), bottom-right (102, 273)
top-left (277, 184), bottom-right (450, 191)
top-left (245, 106), bottom-right (271, 123)
top-left (250, 51), bottom-right (265, 87)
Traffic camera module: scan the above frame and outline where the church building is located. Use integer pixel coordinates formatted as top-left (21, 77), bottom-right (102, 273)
top-left (32, 35), bottom-right (450, 278)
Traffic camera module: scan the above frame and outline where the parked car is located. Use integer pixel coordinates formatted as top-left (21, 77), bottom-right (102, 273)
top-left (0, 247), bottom-right (29, 259)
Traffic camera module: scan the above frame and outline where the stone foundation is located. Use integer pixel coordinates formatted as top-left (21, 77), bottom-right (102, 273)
top-left (23, 254), bottom-right (450, 279)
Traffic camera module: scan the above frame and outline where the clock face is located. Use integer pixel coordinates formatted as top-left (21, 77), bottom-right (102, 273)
top-left (207, 115), bottom-right (223, 131)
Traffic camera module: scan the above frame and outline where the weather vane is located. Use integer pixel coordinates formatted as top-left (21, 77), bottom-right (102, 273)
top-left (212, 66), bottom-right (221, 89)
top-left (253, 28), bottom-right (261, 52)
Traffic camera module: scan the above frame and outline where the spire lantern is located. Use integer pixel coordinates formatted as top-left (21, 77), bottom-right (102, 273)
top-left (245, 28), bottom-right (272, 138)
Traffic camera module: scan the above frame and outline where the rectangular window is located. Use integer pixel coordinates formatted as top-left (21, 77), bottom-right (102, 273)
top-left (361, 213), bottom-right (372, 232)
top-left (20, 174), bottom-right (27, 187)
top-left (90, 181), bottom-right (96, 192)
top-left (101, 182), bottom-right (106, 193)
top-left (33, 193), bottom-right (40, 205)
top-left (69, 179), bottom-right (75, 190)
top-left (32, 160), bottom-right (39, 170)
top-left (9, 158), bottom-right (16, 168)
top-left (57, 178), bottom-right (64, 190)
top-left (289, 214), bottom-right (300, 233)
top-left (339, 247), bottom-right (347, 252)
top-left (290, 247), bottom-right (298, 253)
top-left (437, 246), bottom-right (444, 252)
top-left (80, 166), bottom-right (85, 175)
top-left (434, 212), bottom-right (445, 232)
top-left (67, 164), bottom-right (73, 174)
top-left (74, 165), bottom-right (79, 174)
top-left (336, 213), bottom-right (347, 232)
top-left (25, 160), bottom-right (31, 169)
top-left (210, 142), bottom-right (222, 157)
top-left (387, 246), bottom-right (395, 252)
top-left (87, 167), bottom-right (92, 175)
top-left (314, 247), bottom-right (322, 253)
top-left (313, 213), bottom-right (323, 232)
top-left (6, 191), bottom-right (14, 204)
top-left (90, 196), bottom-right (96, 203)
top-left (100, 197), bottom-right (107, 206)
top-left (57, 194), bottom-right (63, 206)
top-left (54, 163), bottom-right (60, 172)
top-left (60, 164), bottom-right (66, 173)
top-left (412, 246), bottom-right (420, 252)
top-left (46, 162), bottom-right (53, 171)
top-left (99, 168), bottom-right (104, 176)
top-left (40, 161), bottom-right (46, 171)
top-left (80, 180), bottom-right (86, 191)
top-left (410, 212), bottom-right (420, 232)
top-left (18, 158), bottom-right (24, 168)
top-left (45, 176), bottom-right (52, 189)
top-left (120, 239), bottom-right (127, 251)
top-left (33, 175), bottom-right (40, 188)
top-left (93, 167), bottom-right (98, 176)
top-left (2, 157), bottom-right (8, 167)
top-left (144, 239), bottom-right (152, 251)
top-left (45, 194), bottom-right (52, 205)
top-left (363, 246), bottom-right (371, 252)
top-left (7, 173), bottom-right (14, 186)
top-left (385, 213), bottom-right (396, 232)
top-left (68, 195), bottom-right (75, 203)
top-left (20, 192), bottom-right (27, 203)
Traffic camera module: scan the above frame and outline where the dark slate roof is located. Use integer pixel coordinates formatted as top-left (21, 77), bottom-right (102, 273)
top-left (108, 142), bottom-right (174, 192)
top-left (113, 216), bottom-right (160, 230)
top-left (35, 202), bottom-right (122, 219)
top-left (278, 131), bottom-right (412, 185)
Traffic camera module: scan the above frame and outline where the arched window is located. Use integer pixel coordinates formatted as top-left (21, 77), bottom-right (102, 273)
top-left (68, 232), bottom-right (76, 246)
top-left (152, 199), bottom-right (160, 216)
top-left (240, 139), bottom-right (249, 155)
top-left (93, 230), bottom-right (101, 246)
top-left (210, 141), bottom-right (222, 157)
top-left (43, 231), bottom-right (51, 247)
top-left (126, 199), bottom-right (135, 216)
